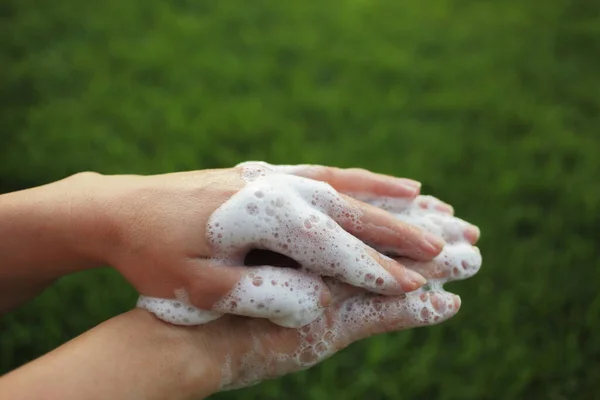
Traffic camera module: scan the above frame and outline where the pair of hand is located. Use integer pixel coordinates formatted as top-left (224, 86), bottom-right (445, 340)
top-left (65, 162), bottom-right (480, 392)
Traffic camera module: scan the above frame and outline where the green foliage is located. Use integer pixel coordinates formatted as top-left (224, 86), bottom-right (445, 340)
top-left (2, 0), bottom-right (599, 398)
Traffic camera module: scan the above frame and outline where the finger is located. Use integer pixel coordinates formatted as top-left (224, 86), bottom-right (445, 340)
top-left (286, 222), bottom-right (427, 295)
top-left (136, 294), bottom-right (223, 326)
top-left (464, 224), bottom-right (481, 244)
top-left (285, 175), bottom-right (442, 259)
top-left (392, 208), bottom-right (480, 245)
top-left (403, 196), bottom-right (479, 245)
top-left (140, 260), bottom-right (331, 328)
top-left (243, 250), bottom-right (390, 299)
top-left (337, 194), bottom-right (446, 260)
top-left (340, 289), bottom-right (461, 342)
top-left (275, 164), bottom-right (421, 198)
top-left (358, 194), bottom-right (480, 245)
top-left (396, 243), bottom-right (482, 281)
top-left (414, 195), bottom-right (455, 215)
top-left (135, 258), bottom-right (242, 326)
top-left (355, 194), bottom-right (455, 215)
top-left (211, 266), bottom-right (329, 328)
top-left (427, 215), bottom-right (480, 245)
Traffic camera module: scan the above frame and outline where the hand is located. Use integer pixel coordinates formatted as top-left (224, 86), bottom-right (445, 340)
top-left (84, 162), bottom-right (447, 327)
top-left (174, 193), bottom-right (482, 393)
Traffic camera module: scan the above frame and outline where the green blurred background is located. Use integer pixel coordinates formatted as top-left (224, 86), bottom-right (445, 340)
top-left (1, 0), bottom-right (599, 398)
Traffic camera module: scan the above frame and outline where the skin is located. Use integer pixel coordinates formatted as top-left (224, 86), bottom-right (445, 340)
top-left (0, 164), bottom-right (452, 314)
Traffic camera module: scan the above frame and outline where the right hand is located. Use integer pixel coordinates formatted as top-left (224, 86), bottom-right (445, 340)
top-left (73, 163), bottom-right (454, 327)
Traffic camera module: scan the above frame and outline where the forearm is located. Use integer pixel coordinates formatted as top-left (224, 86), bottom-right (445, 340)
top-left (0, 309), bottom-right (220, 400)
top-left (0, 173), bottom-right (109, 312)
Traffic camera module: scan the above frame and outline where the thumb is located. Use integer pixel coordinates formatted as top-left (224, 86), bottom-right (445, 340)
top-left (138, 259), bottom-right (331, 328)
top-left (212, 265), bottom-right (330, 328)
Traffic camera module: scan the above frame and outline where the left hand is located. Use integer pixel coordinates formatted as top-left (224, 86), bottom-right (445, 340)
top-left (153, 191), bottom-right (482, 394)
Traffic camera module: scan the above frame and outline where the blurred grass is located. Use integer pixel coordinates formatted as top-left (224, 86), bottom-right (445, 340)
top-left (1, 0), bottom-right (599, 398)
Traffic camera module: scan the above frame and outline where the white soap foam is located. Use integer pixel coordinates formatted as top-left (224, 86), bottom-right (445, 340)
top-left (138, 163), bottom-right (481, 343)
top-left (136, 296), bottom-right (222, 326)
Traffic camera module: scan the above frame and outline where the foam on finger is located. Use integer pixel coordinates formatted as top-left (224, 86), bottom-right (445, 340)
top-left (137, 293), bottom-right (222, 325)
top-left (212, 266), bottom-right (327, 328)
top-left (335, 289), bottom-right (461, 339)
top-left (399, 242), bottom-right (482, 281)
top-left (138, 265), bottom-right (329, 328)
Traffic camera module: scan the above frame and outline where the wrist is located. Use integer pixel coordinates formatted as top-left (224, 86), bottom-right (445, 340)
top-left (118, 309), bottom-right (223, 399)
top-left (54, 171), bottom-right (118, 269)
top-left (0, 173), bottom-right (114, 312)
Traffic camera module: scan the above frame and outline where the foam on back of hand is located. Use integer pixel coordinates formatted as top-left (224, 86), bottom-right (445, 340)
top-left (137, 290), bottom-right (222, 325)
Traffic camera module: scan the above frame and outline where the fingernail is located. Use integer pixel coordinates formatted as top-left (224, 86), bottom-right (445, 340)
top-left (464, 225), bottom-right (481, 243)
top-left (402, 268), bottom-right (427, 291)
top-left (395, 184), bottom-right (419, 198)
top-left (400, 179), bottom-right (421, 189)
top-left (423, 232), bottom-right (445, 253)
top-left (453, 294), bottom-right (462, 309)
